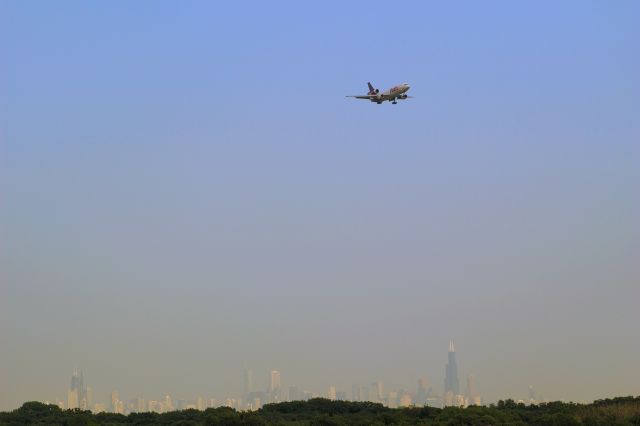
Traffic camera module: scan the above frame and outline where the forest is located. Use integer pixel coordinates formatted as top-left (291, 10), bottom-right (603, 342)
top-left (2, 396), bottom-right (640, 425)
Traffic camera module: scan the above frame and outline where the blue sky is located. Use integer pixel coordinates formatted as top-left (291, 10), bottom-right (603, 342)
top-left (1, 1), bottom-right (639, 409)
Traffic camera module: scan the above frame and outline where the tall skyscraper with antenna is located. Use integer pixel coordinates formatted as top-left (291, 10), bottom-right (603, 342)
top-left (443, 341), bottom-right (460, 406)
top-left (68, 369), bottom-right (89, 410)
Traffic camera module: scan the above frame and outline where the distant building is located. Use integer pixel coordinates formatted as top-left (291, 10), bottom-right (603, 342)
top-left (244, 369), bottom-right (253, 396)
top-left (327, 386), bottom-right (336, 400)
top-left (443, 391), bottom-right (454, 407)
top-left (351, 384), bottom-right (360, 401)
top-left (269, 370), bottom-right (282, 402)
top-left (87, 387), bottom-right (93, 409)
top-left (443, 341), bottom-right (463, 407)
top-left (444, 341), bottom-right (460, 396)
top-left (67, 388), bottom-right (78, 410)
top-left (386, 391), bottom-right (398, 408)
top-left (371, 381), bottom-right (383, 402)
top-left (246, 391), bottom-right (266, 409)
top-left (129, 397), bottom-right (145, 413)
top-left (528, 385), bottom-right (537, 404)
top-left (289, 385), bottom-right (304, 401)
top-left (110, 390), bottom-right (120, 413)
top-left (252, 397), bottom-right (261, 410)
top-left (352, 385), bottom-right (370, 402)
top-left (398, 391), bottom-right (412, 407)
top-left (270, 370), bottom-right (281, 391)
top-left (466, 374), bottom-right (481, 406)
top-left (176, 399), bottom-right (187, 410)
top-left (366, 384), bottom-right (377, 402)
top-left (68, 369), bottom-right (89, 410)
top-left (164, 394), bottom-right (174, 412)
top-left (416, 377), bottom-right (430, 405)
top-left (425, 396), bottom-right (441, 408)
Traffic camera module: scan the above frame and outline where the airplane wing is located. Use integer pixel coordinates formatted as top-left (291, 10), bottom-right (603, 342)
top-left (346, 95), bottom-right (375, 99)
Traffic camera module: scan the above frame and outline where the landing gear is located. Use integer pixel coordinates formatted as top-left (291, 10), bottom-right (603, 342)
top-left (392, 100), bottom-right (397, 104)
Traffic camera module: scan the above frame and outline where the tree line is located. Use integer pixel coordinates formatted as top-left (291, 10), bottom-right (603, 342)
top-left (1, 396), bottom-right (640, 425)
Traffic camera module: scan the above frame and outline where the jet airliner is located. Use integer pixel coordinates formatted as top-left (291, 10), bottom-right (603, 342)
top-left (347, 82), bottom-right (412, 104)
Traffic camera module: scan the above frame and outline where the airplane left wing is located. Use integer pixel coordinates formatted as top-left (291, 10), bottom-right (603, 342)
top-left (346, 95), bottom-right (375, 99)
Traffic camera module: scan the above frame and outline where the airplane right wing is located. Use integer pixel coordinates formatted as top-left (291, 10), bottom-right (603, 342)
top-left (346, 95), bottom-right (375, 99)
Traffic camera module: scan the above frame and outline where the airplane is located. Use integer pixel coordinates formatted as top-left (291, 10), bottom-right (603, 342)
top-left (346, 82), bottom-right (412, 104)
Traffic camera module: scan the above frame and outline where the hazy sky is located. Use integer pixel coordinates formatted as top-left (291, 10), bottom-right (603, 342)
top-left (1, 1), bottom-right (639, 410)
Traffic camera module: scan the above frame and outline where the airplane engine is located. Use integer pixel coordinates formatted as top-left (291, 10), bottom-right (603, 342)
top-left (399, 94), bottom-right (408, 99)
top-left (375, 89), bottom-right (380, 94)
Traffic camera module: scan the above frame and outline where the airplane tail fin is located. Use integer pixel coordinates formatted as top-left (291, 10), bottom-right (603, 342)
top-left (367, 82), bottom-right (376, 94)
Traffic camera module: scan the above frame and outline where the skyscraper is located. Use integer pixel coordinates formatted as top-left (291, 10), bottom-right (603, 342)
top-left (444, 341), bottom-right (460, 395)
top-left (416, 377), bottom-right (430, 406)
top-left (269, 370), bottom-right (281, 391)
top-left (67, 387), bottom-right (78, 410)
top-left (372, 381), bottom-right (384, 401)
top-left (443, 341), bottom-right (461, 407)
top-left (528, 385), bottom-right (537, 404)
top-left (86, 387), bottom-right (93, 410)
top-left (466, 374), bottom-right (481, 406)
top-left (164, 394), bottom-right (174, 412)
top-left (111, 390), bottom-right (120, 413)
top-left (68, 369), bottom-right (89, 410)
top-left (269, 370), bottom-right (282, 402)
top-left (351, 384), bottom-right (360, 401)
top-left (244, 369), bottom-right (253, 397)
top-left (327, 386), bottom-right (336, 400)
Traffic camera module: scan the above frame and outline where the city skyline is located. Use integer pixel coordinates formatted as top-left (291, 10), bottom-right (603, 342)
top-left (31, 342), bottom-right (552, 413)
